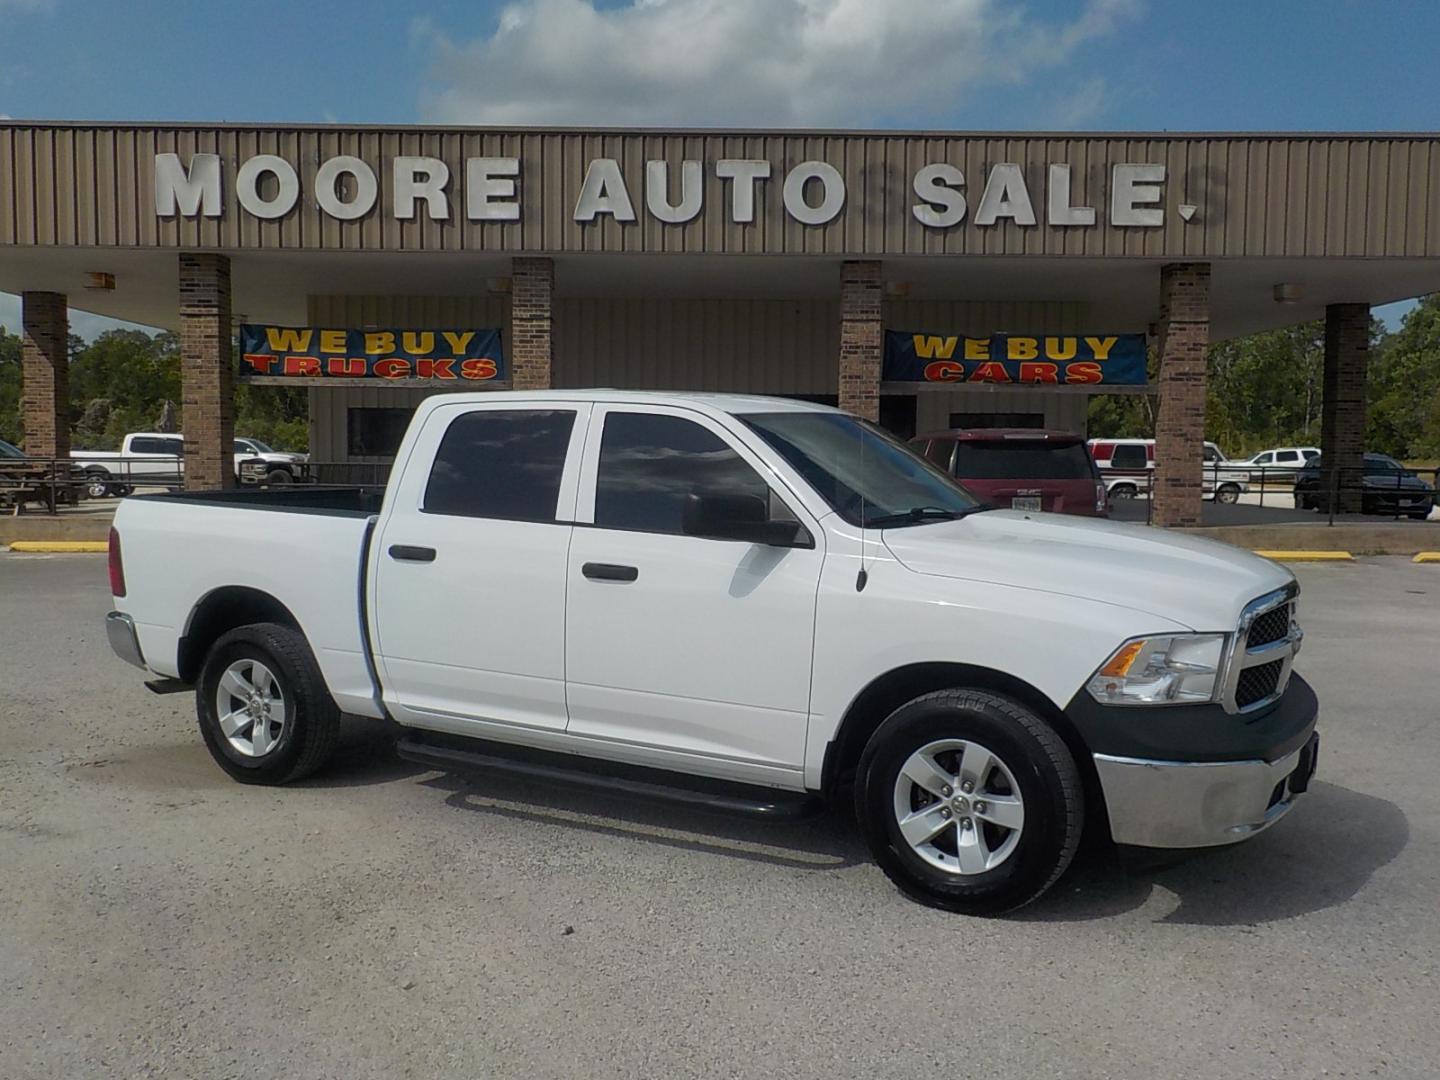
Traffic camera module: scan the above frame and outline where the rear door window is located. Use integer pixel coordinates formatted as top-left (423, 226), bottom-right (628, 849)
top-left (1109, 444), bottom-right (1148, 470)
top-left (952, 440), bottom-right (1096, 480)
top-left (130, 436), bottom-right (183, 455)
top-left (423, 409), bottom-right (576, 522)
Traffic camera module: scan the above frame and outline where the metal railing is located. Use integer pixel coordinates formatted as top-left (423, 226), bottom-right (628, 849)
top-left (1101, 463), bottom-right (1440, 526)
top-left (0, 456), bottom-right (90, 515)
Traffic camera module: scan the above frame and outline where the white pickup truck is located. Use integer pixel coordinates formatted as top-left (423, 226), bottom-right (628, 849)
top-left (74, 432), bottom-right (308, 497)
top-left (105, 391), bottom-right (1318, 914)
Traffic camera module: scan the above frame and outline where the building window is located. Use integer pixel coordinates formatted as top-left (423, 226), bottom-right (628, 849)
top-left (594, 412), bottom-right (773, 535)
top-left (347, 408), bottom-right (414, 458)
top-left (423, 409), bottom-right (576, 522)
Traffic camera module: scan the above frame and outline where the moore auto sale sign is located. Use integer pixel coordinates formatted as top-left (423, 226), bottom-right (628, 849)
top-left (154, 151), bottom-right (1187, 230)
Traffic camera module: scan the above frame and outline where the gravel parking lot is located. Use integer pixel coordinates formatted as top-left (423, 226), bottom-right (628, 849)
top-left (2, 553), bottom-right (1437, 1079)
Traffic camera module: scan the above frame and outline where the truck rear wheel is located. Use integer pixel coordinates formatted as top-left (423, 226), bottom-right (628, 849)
top-left (196, 622), bottom-right (340, 784)
top-left (855, 688), bottom-right (1083, 915)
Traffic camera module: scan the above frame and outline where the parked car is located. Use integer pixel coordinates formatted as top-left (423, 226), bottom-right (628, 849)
top-left (910, 429), bottom-right (1106, 517)
top-left (1231, 446), bottom-right (1320, 481)
top-left (105, 391), bottom-right (1318, 915)
top-left (1293, 453), bottom-right (1436, 519)
top-left (0, 437), bottom-right (87, 509)
top-left (73, 432), bottom-right (309, 497)
top-left (234, 438), bottom-right (310, 486)
top-left (1088, 438), bottom-right (1250, 503)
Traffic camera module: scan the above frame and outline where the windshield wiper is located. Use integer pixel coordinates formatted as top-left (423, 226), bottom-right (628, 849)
top-left (864, 505), bottom-right (979, 528)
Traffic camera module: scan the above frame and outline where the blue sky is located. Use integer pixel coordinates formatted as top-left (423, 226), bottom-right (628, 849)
top-left (1, 0), bottom-right (1435, 335)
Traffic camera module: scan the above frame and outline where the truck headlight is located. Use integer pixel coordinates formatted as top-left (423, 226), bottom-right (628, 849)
top-left (1086, 633), bottom-right (1226, 706)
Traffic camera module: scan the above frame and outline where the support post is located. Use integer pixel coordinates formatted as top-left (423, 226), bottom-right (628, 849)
top-left (1320, 303), bottom-right (1370, 515)
top-left (511, 257), bottom-right (553, 390)
top-left (20, 291), bottom-right (70, 460)
top-left (839, 261), bottom-right (883, 422)
top-left (179, 253), bottom-right (234, 490)
top-left (1152, 263), bottom-right (1211, 528)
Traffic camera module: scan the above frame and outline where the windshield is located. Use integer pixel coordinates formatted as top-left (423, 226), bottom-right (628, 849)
top-left (952, 440), bottom-right (1096, 481)
top-left (739, 412), bottom-right (985, 527)
top-left (0, 439), bottom-right (24, 459)
top-left (244, 438), bottom-right (274, 453)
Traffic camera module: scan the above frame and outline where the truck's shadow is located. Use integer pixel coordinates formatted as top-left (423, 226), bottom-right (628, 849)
top-left (305, 728), bottom-right (1407, 925)
top-left (1021, 781), bottom-right (1408, 925)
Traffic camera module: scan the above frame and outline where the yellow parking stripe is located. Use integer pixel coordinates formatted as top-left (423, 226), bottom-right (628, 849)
top-left (1252, 550), bottom-right (1355, 562)
top-left (6, 541), bottom-right (109, 553)
top-left (1413, 552), bottom-right (1440, 563)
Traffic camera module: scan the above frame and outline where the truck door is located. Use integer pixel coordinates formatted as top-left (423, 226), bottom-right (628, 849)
top-left (370, 402), bottom-right (590, 732)
top-left (563, 405), bottom-right (824, 783)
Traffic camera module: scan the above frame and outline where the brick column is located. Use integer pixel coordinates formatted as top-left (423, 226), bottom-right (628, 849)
top-left (511, 257), bottom-right (553, 390)
top-left (1320, 303), bottom-right (1370, 514)
top-left (839, 261), bottom-right (882, 421)
top-left (1152, 263), bottom-right (1211, 528)
top-left (179, 253), bottom-right (234, 490)
top-left (21, 292), bottom-right (70, 459)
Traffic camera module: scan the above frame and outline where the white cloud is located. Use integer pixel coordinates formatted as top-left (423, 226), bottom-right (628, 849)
top-left (417, 0), bottom-right (1141, 128)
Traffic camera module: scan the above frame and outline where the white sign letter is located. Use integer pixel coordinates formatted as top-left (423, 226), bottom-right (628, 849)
top-left (1111, 163), bottom-right (1166, 227)
top-left (315, 155), bottom-right (377, 221)
top-left (394, 156), bottom-right (450, 221)
top-left (573, 158), bottom-right (636, 222)
top-left (466, 157), bottom-right (520, 221)
top-left (645, 160), bottom-right (703, 224)
top-left (783, 161), bottom-right (845, 226)
top-left (911, 163), bottom-right (966, 228)
top-left (1047, 163), bottom-right (1095, 226)
top-left (155, 152), bottom-right (222, 218)
top-left (715, 159), bottom-right (770, 224)
top-left (235, 154), bottom-right (300, 220)
top-left (974, 164), bottom-right (1037, 226)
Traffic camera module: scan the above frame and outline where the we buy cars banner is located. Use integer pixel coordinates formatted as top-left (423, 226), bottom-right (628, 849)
top-left (240, 324), bottom-right (505, 382)
top-left (883, 331), bottom-right (1147, 386)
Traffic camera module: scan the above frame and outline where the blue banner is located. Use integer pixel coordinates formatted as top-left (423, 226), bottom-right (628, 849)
top-left (883, 332), bottom-right (1147, 386)
top-left (240, 324), bottom-right (505, 382)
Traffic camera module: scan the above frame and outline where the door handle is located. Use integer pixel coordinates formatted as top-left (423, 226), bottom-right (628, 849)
top-left (388, 544), bottom-right (437, 563)
top-left (582, 562), bottom-right (638, 582)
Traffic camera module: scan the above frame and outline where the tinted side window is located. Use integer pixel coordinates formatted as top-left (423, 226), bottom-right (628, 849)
top-left (131, 437), bottom-right (182, 455)
top-left (424, 409), bottom-right (575, 522)
top-left (920, 439), bottom-right (955, 472)
top-left (595, 412), bottom-right (771, 535)
top-left (1110, 444), bottom-right (1148, 469)
top-left (1276, 450), bottom-right (1300, 463)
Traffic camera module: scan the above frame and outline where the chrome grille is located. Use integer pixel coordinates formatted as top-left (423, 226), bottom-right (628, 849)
top-left (1220, 585), bottom-right (1301, 714)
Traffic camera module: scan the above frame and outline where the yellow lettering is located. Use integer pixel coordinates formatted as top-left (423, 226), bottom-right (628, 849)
top-left (964, 337), bottom-right (991, 360)
top-left (1007, 337), bottom-right (1038, 360)
top-left (265, 327), bottom-right (312, 352)
top-left (912, 335), bottom-right (958, 360)
top-left (401, 331), bottom-right (436, 354)
top-left (1085, 335), bottom-right (1118, 360)
top-left (319, 329), bottom-right (347, 354)
top-left (365, 331), bottom-right (396, 355)
top-left (1045, 336), bottom-right (1077, 361)
top-left (442, 330), bottom-right (476, 353)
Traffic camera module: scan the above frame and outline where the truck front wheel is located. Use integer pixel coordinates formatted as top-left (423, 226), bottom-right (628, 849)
top-left (855, 688), bottom-right (1084, 915)
top-left (196, 622), bottom-right (340, 784)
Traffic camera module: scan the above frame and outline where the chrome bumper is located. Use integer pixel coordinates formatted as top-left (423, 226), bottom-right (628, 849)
top-left (106, 611), bottom-right (147, 670)
top-left (1095, 733), bottom-right (1318, 849)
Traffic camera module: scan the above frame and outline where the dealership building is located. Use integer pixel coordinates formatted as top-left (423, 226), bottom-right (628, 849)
top-left (4, 122), bottom-right (1440, 524)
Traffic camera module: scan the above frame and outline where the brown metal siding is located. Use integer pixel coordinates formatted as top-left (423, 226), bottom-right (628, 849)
top-left (5, 125), bottom-right (1439, 257)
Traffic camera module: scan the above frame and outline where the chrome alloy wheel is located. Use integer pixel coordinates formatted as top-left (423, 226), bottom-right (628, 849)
top-left (215, 658), bottom-right (287, 758)
top-left (892, 738), bottom-right (1026, 875)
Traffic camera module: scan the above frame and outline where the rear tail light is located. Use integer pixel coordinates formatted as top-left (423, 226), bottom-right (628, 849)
top-left (108, 526), bottom-right (126, 597)
top-left (1096, 481), bottom-right (1108, 514)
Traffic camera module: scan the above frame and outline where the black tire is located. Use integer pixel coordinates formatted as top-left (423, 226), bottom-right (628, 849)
top-left (855, 688), bottom-right (1083, 915)
top-left (265, 467), bottom-right (294, 485)
top-left (195, 622), bottom-right (340, 784)
top-left (1108, 484), bottom-right (1136, 500)
top-left (1216, 483), bottom-right (1241, 505)
top-left (84, 470), bottom-right (112, 499)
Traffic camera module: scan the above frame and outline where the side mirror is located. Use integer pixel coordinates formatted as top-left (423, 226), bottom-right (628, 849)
top-left (682, 492), bottom-right (808, 547)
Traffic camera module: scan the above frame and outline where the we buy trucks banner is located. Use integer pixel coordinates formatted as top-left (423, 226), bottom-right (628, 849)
top-left (240, 324), bottom-right (505, 382)
top-left (883, 331), bottom-right (1147, 386)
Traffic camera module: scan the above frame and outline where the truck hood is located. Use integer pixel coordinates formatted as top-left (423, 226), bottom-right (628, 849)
top-left (881, 509), bottom-right (1293, 631)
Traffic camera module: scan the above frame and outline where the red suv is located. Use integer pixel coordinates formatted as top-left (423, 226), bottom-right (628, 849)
top-left (910, 429), bottom-right (1108, 517)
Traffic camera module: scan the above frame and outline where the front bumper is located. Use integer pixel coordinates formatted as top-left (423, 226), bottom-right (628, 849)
top-left (106, 611), bottom-right (147, 670)
top-left (1095, 731), bottom-right (1319, 848)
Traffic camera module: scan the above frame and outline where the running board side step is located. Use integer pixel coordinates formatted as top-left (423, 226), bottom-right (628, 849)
top-left (395, 733), bottom-right (824, 821)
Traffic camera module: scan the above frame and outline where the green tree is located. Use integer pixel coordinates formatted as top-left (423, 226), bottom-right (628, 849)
top-left (0, 326), bottom-right (21, 444)
top-left (1368, 294), bottom-right (1440, 460)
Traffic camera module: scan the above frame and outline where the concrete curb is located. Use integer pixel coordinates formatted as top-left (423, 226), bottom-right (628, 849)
top-left (1413, 552), bottom-right (1440, 563)
top-left (1252, 550), bottom-right (1355, 562)
top-left (6, 541), bottom-right (109, 553)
